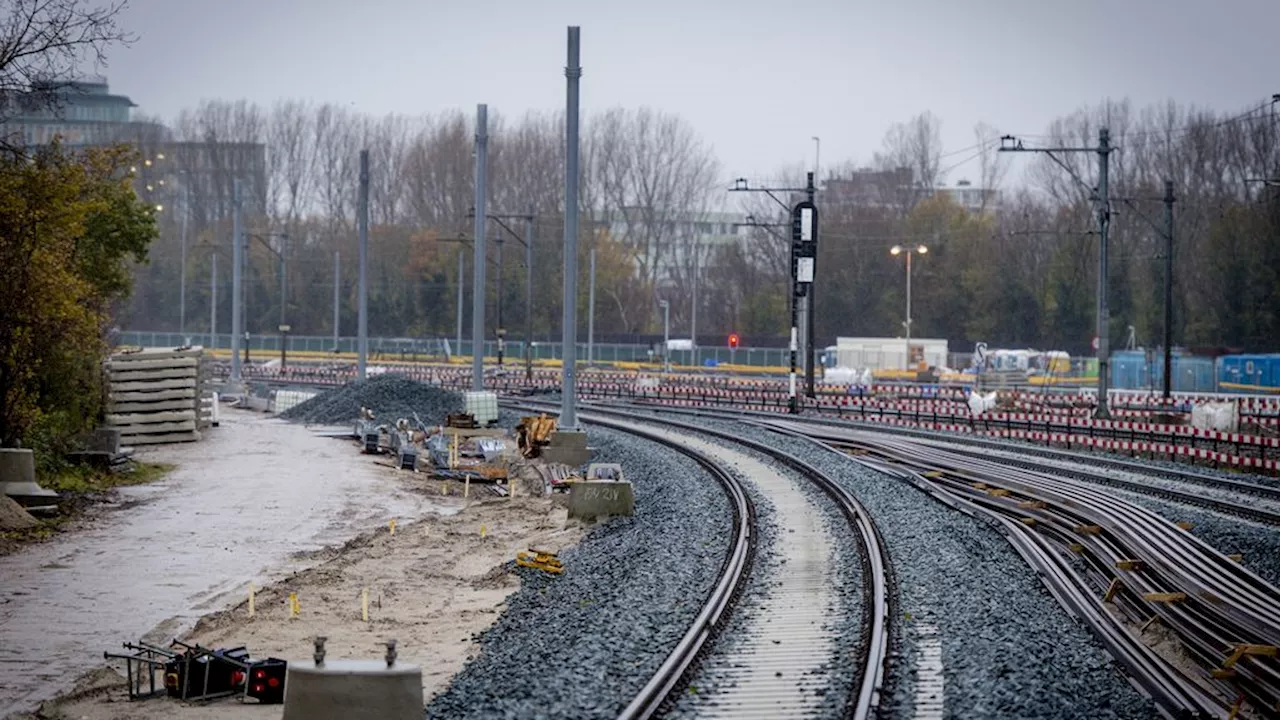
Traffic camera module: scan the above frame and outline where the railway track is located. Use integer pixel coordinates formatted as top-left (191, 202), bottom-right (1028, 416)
top-left (757, 420), bottom-right (1280, 719)
top-left (617, 402), bottom-right (1280, 525)
top-left (513, 401), bottom-right (892, 719)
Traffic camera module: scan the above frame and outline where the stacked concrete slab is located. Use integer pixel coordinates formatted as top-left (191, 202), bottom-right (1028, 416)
top-left (106, 346), bottom-right (213, 445)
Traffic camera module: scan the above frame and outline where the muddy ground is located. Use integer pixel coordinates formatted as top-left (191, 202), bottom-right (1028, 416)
top-left (1, 409), bottom-right (583, 719)
top-left (25, 496), bottom-right (580, 720)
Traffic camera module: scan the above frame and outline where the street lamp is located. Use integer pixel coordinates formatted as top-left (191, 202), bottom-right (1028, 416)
top-left (659, 299), bottom-right (670, 373)
top-left (890, 244), bottom-right (928, 372)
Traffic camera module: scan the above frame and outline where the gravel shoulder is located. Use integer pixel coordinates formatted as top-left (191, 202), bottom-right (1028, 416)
top-left (425, 424), bottom-right (733, 720)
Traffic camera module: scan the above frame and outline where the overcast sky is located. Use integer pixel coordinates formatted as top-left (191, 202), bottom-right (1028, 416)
top-left (101, 0), bottom-right (1278, 186)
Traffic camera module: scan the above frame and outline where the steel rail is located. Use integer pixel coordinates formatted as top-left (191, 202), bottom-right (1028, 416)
top-left (507, 402), bottom-right (756, 720)
top-left (513, 400), bottom-right (892, 719)
top-left (779, 424), bottom-right (1280, 718)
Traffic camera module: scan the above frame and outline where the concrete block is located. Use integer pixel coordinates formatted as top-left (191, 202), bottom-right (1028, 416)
top-left (282, 660), bottom-right (422, 720)
top-left (568, 480), bottom-right (635, 519)
top-left (0, 448), bottom-right (58, 507)
top-left (549, 430), bottom-right (589, 448)
top-left (542, 445), bottom-right (592, 467)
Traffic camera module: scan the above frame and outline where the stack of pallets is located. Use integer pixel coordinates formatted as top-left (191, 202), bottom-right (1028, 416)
top-left (106, 346), bottom-right (214, 446)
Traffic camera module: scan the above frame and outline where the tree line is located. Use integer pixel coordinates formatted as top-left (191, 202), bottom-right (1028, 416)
top-left (120, 96), bottom-right (1279, 356)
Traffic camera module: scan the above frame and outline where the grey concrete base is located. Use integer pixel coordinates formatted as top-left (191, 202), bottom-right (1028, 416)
top-left (542, 429), bottom-right (592, 467)
top-left (282, 660), bottom-right (423, 720)
top-left (568, 480), bottom-right (635, 519)
top-left (0, 448), bottom-right (57, 506)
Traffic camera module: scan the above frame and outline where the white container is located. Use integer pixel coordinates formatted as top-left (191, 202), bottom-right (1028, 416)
top-left (464, 391), bottom-right (499, 425)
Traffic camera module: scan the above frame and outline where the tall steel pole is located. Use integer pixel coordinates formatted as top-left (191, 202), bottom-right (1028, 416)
top-left (472, 104), bottom-right (488, 390)
top-left (905, 251), bottom-right (912, 371)
top-left (179, 184), bottom-right (188, 336)
top-left (804, 172), bottom-right (817, 397)
top-left (357, 149), bottom-right (370, 380)
top-left (1095, 127), bottom-right (1113, 419)
top-left (332, 250), bottom-right (340, 351)
top-left (587, 246), bottom-right (596, 366)
top-left (690, 241), bottom-right (698, 368)
top-left (210, 253), bottom-right (217, 350)
top-left (560, 26), bottom-right (582, 429)
top-left (661, 300), bottom-right (670, 373)
top-left (230, 178), bottom-right (243, 382)
top-left (456, 249), bottom-right (464, 359)
top-left (525, 210), bottom-right (535, 382)
top-left (496, 236), bottom-right (505, 365)
top-left (1162, 180), bottom-right (1175, 401)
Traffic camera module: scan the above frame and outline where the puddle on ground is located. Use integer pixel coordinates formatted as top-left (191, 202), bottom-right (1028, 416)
top-left (0, 411), bottom-right (457, 716)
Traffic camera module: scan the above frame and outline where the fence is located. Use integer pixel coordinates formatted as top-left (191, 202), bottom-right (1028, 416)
top-left (115, 331), bottom-right (811, 369)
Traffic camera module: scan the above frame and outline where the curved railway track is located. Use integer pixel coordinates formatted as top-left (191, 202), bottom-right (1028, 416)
top-left (618, 402), bottom-right (1280, 526)
top-left (757, 420), bottom-right (1280, 719)
top-left (513, 401), bottom-right (893, 719)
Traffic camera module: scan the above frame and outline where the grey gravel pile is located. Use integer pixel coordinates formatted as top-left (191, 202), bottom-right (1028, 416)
top-left (642, 412), bottom-right (1156, 719)
top-left (278, 374), bottom-right (463, 425)
top-left (425, 425), bottom-right (733, 720)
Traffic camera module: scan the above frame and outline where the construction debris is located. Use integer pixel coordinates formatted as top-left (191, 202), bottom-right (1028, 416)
top-left (516, 548), bottom-right (564, 575)
top-left (516, 415), bottom-right (558, 458)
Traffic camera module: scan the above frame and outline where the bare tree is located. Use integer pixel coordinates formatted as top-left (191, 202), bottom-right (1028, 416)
top-left (0, 0), bottom-right (132, 138)
top-left (874, 111), bottom-right (943, 213)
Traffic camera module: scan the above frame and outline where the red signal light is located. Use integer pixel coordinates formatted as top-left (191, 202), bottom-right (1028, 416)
top-left (728, 333), bottom-right (740, 349)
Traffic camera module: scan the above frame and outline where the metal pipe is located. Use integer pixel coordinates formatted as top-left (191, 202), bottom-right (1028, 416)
top-left (332, 250), bottom-right (340, 351)
top-left (560, 26), bottom-right (582, 429)
top-left (357, 149), bottom-right (370, 380)
top-left (472, 104), bottom-right (488, 391)
top-left (179, 184), bottom-right (188, 337)
top-left (230, 178), bottom-right (242, 382)
top-left (588, 246), bottom-right (596, 366)
top-left (1163, 180), bottom-right (1175, 401)
top-left (525, 210), bottom-right (534, 382)
top-left (210, 252), bottom-right (217, 350)
top-left (456, 248), bottom-right (464, 360)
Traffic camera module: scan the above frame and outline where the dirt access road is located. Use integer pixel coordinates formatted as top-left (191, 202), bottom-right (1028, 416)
top-left (0, 410), bottom-right (471, 717)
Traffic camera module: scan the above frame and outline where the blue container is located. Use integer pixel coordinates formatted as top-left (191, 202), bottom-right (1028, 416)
top-left (1218, 354), bottom-right (1280, 392)
top-left (1110, 351), bottom-right (1217, 393)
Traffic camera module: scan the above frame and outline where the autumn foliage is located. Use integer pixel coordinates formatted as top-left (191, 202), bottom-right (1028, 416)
top-left (0, 143), bottom-right (157, 449)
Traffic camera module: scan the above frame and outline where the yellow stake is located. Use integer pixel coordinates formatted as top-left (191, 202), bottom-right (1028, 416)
top-left (248, 583), bottom-right (255, 618)
top-left (389, 519), bottom-right (396, 536)
top-left (465, 475), bottom-right (470, 498)
top-left (288, 592), bottom-right (300, 618)
top-left (480, 524), bottom-right (487, 538)
top-left (362, 588), bottom-right (369, 622)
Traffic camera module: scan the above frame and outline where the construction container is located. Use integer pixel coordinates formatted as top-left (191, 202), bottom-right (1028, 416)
top-left (463, 391), bottom-right (499, 426)
top-left (1217, 354), bottom-right (1280, 393)
top-left (1110, 350), bottom-right (1217, 393)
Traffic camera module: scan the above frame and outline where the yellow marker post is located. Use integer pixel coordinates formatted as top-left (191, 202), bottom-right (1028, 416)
top-left (480, 524), bottom-right (487, 538)
top-left (248, 583), bottom-right (256, 618)
top-left (389, 519), bottom-right (396, 536)
top-left (288, 592), bottom-right (300, 618)
top-left (362, 588), bottom-right (369, 622)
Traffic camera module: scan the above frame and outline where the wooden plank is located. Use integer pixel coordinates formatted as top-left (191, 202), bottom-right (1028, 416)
top-left (111, 419), bottom-right (197, 434)
top-left (109, 388), bottom-right (196, 402)
top-left (109, 367), bottom-right (199, 383)
top-left (107, 410), bottom-right (196, 425)
top-left (105, 357), bottom-right (199, 372)
top-left (111, 378), bottom-right (198, 392)
top-left (109, 399), bottom-right (198, 413)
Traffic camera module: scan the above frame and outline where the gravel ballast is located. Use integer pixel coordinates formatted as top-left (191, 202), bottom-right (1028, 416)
top-left (279, 374), bottom-right (463, 425)
top-left (615, 407), bottom-right (1155, 719)
top-left (425, 424), bottom-right (734, 719)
